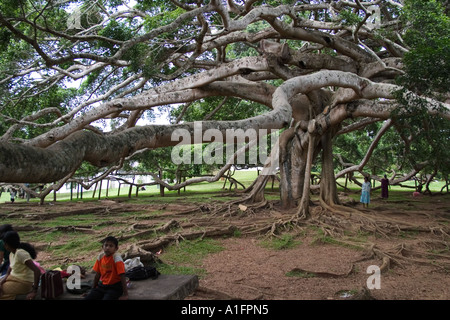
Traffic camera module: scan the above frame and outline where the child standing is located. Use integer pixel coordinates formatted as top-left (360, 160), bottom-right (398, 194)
top-left (360, 176), bottom-right (371, 208)
top-left (84, 236), bottom-right (128, 300)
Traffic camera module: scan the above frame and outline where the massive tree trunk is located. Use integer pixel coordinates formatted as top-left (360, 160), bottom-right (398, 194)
top-left (320, 129), bottom-right (340, 207)
top-left (279, 128), bottom-right (305, 209)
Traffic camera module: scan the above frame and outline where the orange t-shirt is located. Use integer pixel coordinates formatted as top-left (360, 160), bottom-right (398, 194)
top-left (93, 252), bottom-right (125, 285)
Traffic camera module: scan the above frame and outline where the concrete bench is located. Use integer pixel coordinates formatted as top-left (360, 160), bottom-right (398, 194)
top-left (17, 273), bottom-right (199, 300)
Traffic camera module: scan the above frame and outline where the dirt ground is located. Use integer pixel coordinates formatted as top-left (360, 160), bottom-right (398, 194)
top-left (189, 196), bottom-right (450, 300)
top-left (2, 191), bottom-right (449, 300)
top-left (192, 235), bottom-right (449, 300)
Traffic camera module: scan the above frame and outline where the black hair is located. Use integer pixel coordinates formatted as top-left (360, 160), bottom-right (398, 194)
top-left (3, 231), bottom-right (37, 259)
top-left (0, 224), bottom-right (14, 239)
top-left (102, 236), bottom-right (119, 248)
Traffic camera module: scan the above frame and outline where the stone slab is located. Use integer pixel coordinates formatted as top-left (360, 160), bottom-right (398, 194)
top-left (17, 273), bottom-right (199, 300)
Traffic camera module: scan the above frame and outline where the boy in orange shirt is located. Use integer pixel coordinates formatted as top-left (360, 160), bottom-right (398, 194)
top-left (84, 236), bottom-right (128, 300)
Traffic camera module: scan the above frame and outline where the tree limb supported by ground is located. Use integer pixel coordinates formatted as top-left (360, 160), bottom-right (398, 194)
top-left (1, 0), bottom-right (449, 263)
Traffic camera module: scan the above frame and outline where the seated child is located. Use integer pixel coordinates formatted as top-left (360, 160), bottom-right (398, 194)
top-left (0, 231), bottom-right (41, 300)
top-left (84, 236), bottom-right (128, 300)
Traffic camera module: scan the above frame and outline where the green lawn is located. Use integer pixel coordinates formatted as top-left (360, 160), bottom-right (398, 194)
top-left (1, 170), bottom-right (447, 204)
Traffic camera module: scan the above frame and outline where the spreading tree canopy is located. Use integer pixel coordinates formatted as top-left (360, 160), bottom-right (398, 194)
top-left (0, 0), bottom-right (449, 213)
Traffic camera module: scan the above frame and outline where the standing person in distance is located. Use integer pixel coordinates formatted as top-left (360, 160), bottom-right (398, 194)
top-left (381, 175), bottom-right (389, 199)
top-left (360, 176), bottom-right (371, 208)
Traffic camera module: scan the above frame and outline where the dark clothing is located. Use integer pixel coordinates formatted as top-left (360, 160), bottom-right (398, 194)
top-left (84, 281), bottom-right (123, 300)
top-left (381, 178), bottom-right (389, 198)
top-left (0, 240), bottom-right (10, 276)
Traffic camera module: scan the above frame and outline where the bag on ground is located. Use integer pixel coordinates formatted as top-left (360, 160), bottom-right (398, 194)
top-left (124, 257), bottom-right (144, 271)
top-left (40, 270), bottom-right (64, 299)
top-left (125, 265), bottom-right (160, 281)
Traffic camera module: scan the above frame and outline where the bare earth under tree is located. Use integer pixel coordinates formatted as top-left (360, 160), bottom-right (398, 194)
top-left (5, 192), bottom-right (449, 300)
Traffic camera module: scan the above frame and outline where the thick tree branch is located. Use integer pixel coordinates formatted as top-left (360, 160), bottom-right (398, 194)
top-left (335, 119), bottom-right (393, 179)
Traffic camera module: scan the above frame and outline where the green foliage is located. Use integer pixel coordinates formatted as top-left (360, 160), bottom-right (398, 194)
top-left (334, 121), bottom-right (399, 176)
top-left (0, 86), bottom-right (76, 138)
top-left (393, 91), bottom-right (450, 177)
top-left (136, 0), bottom-right (178, 13)
top-left (338, 9), bottom-right (364, 26)
top-left (377, 0), bottom-right (450, 181)
top-left (263, 0), bottom-right (298, 6)
top-left (0, 28), bottom-right (11, 51)
top-left (171, 97), bottom-right (269, 123)
top-left (143, 7), bottom-right (186, 30)
top-left (335, 105), bottom-right (450, 180)
top-left (226, 42), bottom-right (259, 60)
top-left (0, 0), bottom-right (31, 19)
top-left (260, 234), bottom-right (301, 250)
top-left (0, 39), bottom-right (35, 84)
top-left (399, 0), bottom-right (450, 95)
top-left (98, 19), bottom-right (134, 51)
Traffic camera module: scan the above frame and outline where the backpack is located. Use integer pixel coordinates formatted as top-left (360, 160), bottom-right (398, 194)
top-left (66, 280), bottom-right (93, 295)
top-left (40, 270), bottom-right (64, 299)
top-left (125, 266), bottom-right (160, 281)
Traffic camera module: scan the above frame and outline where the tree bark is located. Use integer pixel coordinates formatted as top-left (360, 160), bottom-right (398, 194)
top-left (296, 129), bottom-right (318, 219)
top-left (320, 129), bottom-right (340, 206)
top-left (1, 71), bottom-right (448, 186)
top-left (279, 128), bottom-right (305, 209)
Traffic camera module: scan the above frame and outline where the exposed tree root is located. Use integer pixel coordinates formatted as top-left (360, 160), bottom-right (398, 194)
top-left (129, 226), bottom-right (237, 252)
top-left (200, 196), bottom-right (450, 274)
top-left (21, 195), bottom-right (448, 279)
top-left (15, 225), bottom-right (95, 234)
top-left (119, 219), bottom-right (180, 241)
top-left (6, 204), bottom-right (139, 220)
top-left (193, 286), bottom-right (240, 300)
top-left (288, 263), bottom-right (356, 278)
top-left (123, 244), bottom-right (161, 265)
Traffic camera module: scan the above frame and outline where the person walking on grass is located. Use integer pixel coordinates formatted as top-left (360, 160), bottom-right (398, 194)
top-left (9, 188), bottom-right (16, 203)
top-left (360, 176), bottom-right (371, 208)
